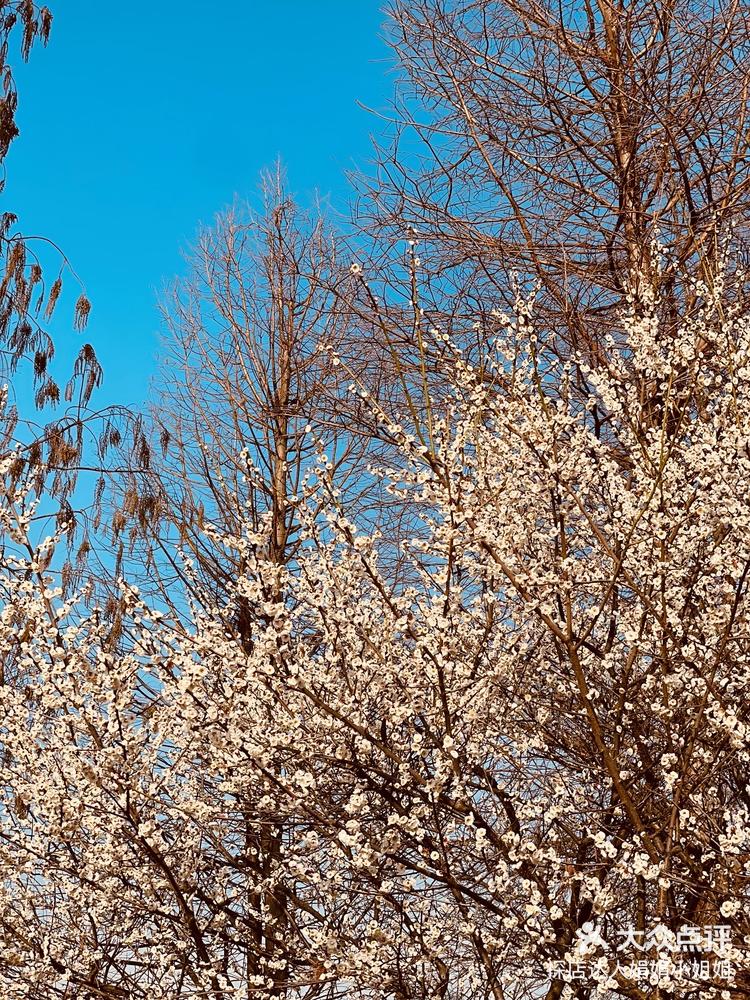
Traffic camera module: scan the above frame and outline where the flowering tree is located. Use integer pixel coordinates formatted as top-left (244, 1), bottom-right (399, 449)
top-left (1, 263), bottom-right (749, 999)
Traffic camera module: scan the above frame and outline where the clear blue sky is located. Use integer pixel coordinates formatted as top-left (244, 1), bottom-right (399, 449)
top-left (6, 1), bottom-right (394, 411)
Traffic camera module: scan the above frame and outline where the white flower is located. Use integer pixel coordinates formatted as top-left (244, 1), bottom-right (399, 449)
top-left (720, 899), bottom-right (741, 918)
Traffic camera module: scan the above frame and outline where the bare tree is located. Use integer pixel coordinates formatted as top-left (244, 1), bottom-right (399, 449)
top-left (358, 0), bottom-right (750, 360)
top-left (111, 171), bottom-right (369, 606)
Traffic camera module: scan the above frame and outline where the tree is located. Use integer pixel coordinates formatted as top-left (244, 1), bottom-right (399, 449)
top-left (102, 169), bottom-right (395, 996)
top-left (0, 1), bottom-right (96, 437)
top-left (0, 2), bottom-right (141, 560)
top-left (360, 0), bottom-right (750, 361)
top-left (2, 258), bottom-right (748, 999)
top-left (108, 169), bottom-right (380, 615)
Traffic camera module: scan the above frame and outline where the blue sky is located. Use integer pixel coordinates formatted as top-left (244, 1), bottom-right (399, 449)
top-left (6, 1), bottom-right (394, 412)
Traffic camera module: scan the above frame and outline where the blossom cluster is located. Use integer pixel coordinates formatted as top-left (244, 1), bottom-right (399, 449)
top-left (0, 271), bottom-right (749, 998)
